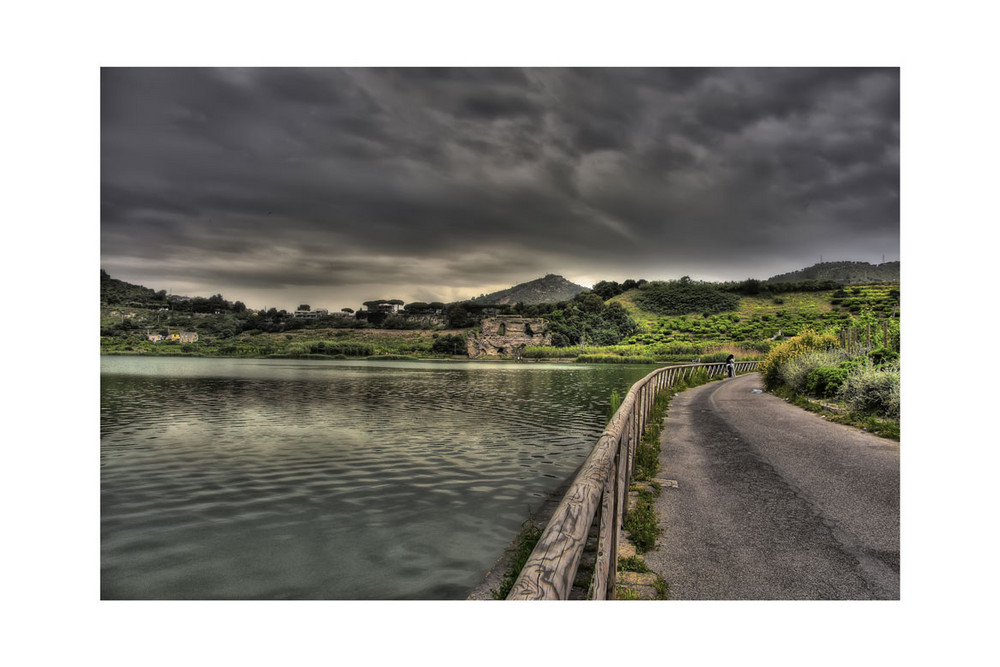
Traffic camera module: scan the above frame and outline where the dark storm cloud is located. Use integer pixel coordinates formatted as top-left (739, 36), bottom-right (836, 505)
top-left (101, 67), bottom-right (899, 309)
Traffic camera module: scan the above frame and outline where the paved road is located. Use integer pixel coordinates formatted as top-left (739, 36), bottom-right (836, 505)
top-left (644, 373), bottom-right (899, 600)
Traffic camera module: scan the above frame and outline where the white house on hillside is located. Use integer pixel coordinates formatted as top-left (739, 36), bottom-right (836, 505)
top-left (364, 302), bottom-right (401, 314)
top-left (294, 308), bottom-right (330, 319)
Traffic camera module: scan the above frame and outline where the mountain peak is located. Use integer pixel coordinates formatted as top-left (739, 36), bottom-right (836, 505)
top-left (467, 274), bottom-right (587, 305)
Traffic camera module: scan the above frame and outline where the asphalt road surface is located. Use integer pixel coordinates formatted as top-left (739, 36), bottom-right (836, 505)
top-left (644, 373), bottom-right (899, 600)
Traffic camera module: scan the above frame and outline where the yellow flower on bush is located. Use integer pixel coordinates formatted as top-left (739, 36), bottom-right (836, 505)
top-left (760, 329), bottom-right (839, 389)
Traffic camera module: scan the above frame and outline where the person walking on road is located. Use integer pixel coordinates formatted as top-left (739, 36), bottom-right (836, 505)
top-left (725, 354), bottom-right (736, 378)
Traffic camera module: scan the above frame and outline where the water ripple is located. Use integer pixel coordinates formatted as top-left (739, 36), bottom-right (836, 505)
top-left (101, 356), bottom-right (659, 599)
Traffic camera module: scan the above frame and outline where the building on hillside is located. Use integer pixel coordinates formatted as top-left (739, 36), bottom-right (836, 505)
top-left (364, 302), bottom-right (401, 314)
top-left (168, 332), bottom-right (199, 343)
top-left (147, 333), bottom-right (164, 343)
top-left (293, 308), bottom-right (330, 319)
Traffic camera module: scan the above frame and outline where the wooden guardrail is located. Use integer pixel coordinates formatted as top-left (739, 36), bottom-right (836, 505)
top-left (506, 360), bottom-right (760, 600)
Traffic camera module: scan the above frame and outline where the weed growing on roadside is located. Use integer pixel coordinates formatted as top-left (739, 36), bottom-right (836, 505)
top-left (618, 555), bottom-right (651, 572)
top-left (616, 586), bottom-right (640, 600)
top-left (624, 489), bottom-right (660, 552)
top-left (634, 389), bottom-right (671, 480)
top-left (653, 575), bottom-right (669, 599)
top-left (615, 554), bottom-right (670, 600)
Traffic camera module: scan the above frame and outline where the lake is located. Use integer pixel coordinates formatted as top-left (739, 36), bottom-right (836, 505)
top-left (100, 356), bottom-right (660, 599)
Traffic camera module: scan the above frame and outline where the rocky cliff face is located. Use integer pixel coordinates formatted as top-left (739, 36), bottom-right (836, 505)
top-left (467, 316), bottom-right (552, 358)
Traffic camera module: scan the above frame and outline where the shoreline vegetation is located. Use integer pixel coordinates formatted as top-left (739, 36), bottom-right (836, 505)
top-left (99, 347), bottom-right (757, 365)
top-left (99, 343), bottom-right (764, 366)
top-left (102, 271), bottom-right (900, 431)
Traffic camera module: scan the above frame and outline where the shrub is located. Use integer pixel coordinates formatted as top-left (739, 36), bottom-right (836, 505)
top-left (779, 349), bottom-right (850, 394)
top-left (868, 346), bottom-right (899, 366)
top-left (805, 366), bottom-right (850, 398)
top-left (286, 342), bottom-right (309, 356)
top-left (760, 329), bottom-right (840, 390)
top-left (549, 332), bottom-right (570, 347)
top-left (431, 333), bottom-right (466, 355)
top-left (841, 362), bottom-right (900, 419)
top-left (634, 277), bottom-right (740, 316)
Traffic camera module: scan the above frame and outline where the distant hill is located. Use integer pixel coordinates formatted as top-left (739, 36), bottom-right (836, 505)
top-left (766, 261), bottom-right (899, 284)
top-left (101, 269), bottom-right (167, 306)
top-left (100, 270), bottom-right (241, 313)
top-left (466, 274), bottom-right (588, 305)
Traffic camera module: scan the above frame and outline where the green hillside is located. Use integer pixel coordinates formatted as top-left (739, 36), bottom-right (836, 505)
top-left (101, 269), bottom-right (169, 307)
top-left (611, 281), bottom-right (899, 352)
top-left (766, 261), bottom-right (899, 284)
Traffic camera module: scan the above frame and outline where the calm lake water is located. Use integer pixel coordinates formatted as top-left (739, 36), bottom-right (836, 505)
top-left (100, 356), bottom-right (659, 599)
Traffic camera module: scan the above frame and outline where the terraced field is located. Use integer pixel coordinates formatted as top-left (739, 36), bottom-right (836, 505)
top-left (611, 284), bottom-right (899, 350)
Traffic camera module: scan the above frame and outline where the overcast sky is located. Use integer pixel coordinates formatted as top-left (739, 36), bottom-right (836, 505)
top-left (101, 67), bottom-right (899, 311)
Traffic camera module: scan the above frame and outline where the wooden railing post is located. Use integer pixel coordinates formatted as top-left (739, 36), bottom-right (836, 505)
top-left (605, 443), bottom-right (628, 600)
top-left (591, 462), bottom-right (616, 600)
top-left (507, 361), bottom-right (760, 599)
top-left (625, 405), bottom-right (636, 493)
